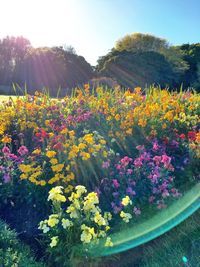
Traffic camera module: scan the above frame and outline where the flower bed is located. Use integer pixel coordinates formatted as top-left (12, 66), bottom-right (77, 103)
top-left (0, 86), bottom-right (199, 266)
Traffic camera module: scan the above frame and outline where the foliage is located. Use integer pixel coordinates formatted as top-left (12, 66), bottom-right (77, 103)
top-left (179, 43), bottom-right (200, 91)
top-left (97, 33), bottom-right (189, 89)
top-left (0, 219), bottom-right (44, 267)
top-left (115, 33), bottom-right (169, 53)
top-left (0, 36), bottom-right (94, 95)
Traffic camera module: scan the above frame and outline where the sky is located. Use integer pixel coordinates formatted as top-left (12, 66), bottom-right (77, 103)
top-left (0, 0), bottom-right (200, 65)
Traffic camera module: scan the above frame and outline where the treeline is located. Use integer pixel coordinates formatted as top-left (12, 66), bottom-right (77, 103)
top-left (0, 34), bottom-right (200, 95)
top-left (96, 33), bottom-right (200, 92)
top-left (0, 36), bottom-right (94, 95)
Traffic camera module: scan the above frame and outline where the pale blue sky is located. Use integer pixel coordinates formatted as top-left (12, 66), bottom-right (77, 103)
top-left (0, 0), bottom-right (200, 65)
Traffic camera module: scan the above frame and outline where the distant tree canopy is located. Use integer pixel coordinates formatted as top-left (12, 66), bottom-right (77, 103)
top-left (97, 33), bottom-right (200, 91)
top-left (1, 34), bottom-right (200, 94)
top-left (0, 36), bottom-right (94, 95)
top-left (115, 33), bottom-right (169, 53)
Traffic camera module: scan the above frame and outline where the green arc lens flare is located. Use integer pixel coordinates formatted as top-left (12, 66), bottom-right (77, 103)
top-left (87, 183), bottom-right (200, 257)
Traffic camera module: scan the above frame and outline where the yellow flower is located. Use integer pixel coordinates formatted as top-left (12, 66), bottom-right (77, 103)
top-left (120, 211), bottom-right (132, 223)
top-left (105, 237), bottom-right (113, 247)
top-left (80, 225), bottom-right (96, 243)
top-left (115, 114), bottom-right (120, 121)
top-left (60, 128), bottom-right (68, 134)
top-left (75, 185), bottom-right (87, 196)
top-left (62, 218), bottom-right (73, 229)
top-left (126, 128), bottom-right (132, 135)
top-left (47, 214), bottom-right (59, 227)
top-left (99, 139), bottom-right (106, 145)
top-left (66, 172), bottom-right (75, 182)
top-left (50, 158), bottom-right (58, 165)
top-left (32, 149), bottom-right (41, 155)
top-left (78, 143), bottom-right (87, 150)
top-left (38, 220), bottom-right (50, 233)
top-left (122, 196), bottom-right (132, 206)
top-left (20, 173), bottom-right (28, 180)
top-left (64, 185), bottom-right (74, 193)
top-left (48, 186), bottom-right (66, 202)
top-left (51, 164), bottom-right (64, 173)
top-left (83, 134), bottom-right (94, 145)
top-left (80, 152), bottom-right (91, 161)
top-left (50, 236), bottom-right (58, 248)
top-left (46, 151), bottom-right (56, 158)
top-left (94, 211), bottom-right (106, 226)
top-left (19, 164), bottom-right (32, 173)
top-left (66, 204), bottom-right (79, 218)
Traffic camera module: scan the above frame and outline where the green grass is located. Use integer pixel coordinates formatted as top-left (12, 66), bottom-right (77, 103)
top-left (96, 208), bottom-right (200, 267)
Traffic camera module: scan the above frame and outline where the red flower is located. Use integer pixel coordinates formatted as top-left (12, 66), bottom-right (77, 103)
top-left (53, 142), bottom-right (63, 151)
top-left (179, 133), bottom-right (186, 140)
top-left (188, 131), bottom-right (196, 141)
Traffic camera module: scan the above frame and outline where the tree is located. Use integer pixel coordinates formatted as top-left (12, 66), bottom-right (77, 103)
top-left (115, 33), bottom-right (169, 53)
top-left (97, 33), bottom-right (188, 89)
top-left (0, 36), bottom-right (31, 84)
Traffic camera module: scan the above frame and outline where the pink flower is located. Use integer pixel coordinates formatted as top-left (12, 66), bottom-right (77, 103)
top-left (18, 146), bottom-right (29, 156)
top-left (153, 156), bottom-right (161, 165)
top-left (134, 158), bottom-right (143, 167)
top-left (153, 142), bottom-right (159, 151)
top-left (2, 146), bottom-right (10, 155)
top-left (136, 145), bottom-right (145, 151)
top-left (102, 161), bottom-right (110, 169)
top-left (161, 154), bottom-right (171, 168)
top-left (112, 179), bottom-right (120, 188)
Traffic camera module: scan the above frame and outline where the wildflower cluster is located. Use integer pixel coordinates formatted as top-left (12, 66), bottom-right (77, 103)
top-left (39, 185), bottom-right (113, 250)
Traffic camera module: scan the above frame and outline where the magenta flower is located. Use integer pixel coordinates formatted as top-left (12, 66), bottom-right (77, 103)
top-left (134, 158), bottom-right (143, 167)
top-left (18, 146), bottom-right (29, 156)
top-left (2, 146), bottom-right (11, 155)
top-left (112, 179), bottom-right (120, 188)
top-left (161, 154), bottom-right (171, 168)
top-left (153, 142), bottom-right (159, 151)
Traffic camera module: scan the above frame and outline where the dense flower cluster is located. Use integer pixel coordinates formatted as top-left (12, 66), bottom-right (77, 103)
top-left (39, 185), bottom-right (113, 248)
top-left (0, 86), bottom-right (199, 256)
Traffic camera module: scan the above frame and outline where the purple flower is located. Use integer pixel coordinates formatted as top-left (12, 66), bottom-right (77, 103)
top-left (112, 192), bottom-right (119, 198)
top-left (126, 187), bottom-right (136, 196)
top-left (3, 173), bottom-right (11, 183)
top-left (102, 160), bottom-right (110, 169)
top-left (133, 207), bottom-right (141, 216)
top-left (127, 169), bottom-right (133, 175)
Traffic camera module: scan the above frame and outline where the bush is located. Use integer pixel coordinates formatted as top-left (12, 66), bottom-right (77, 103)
top-left (0, 219), bottom-right (45, 267)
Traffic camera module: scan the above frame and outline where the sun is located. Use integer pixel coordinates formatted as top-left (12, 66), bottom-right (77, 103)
top-left (0, 0), bottom-right (77, 47)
